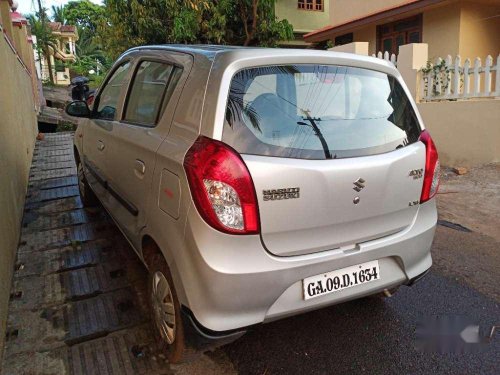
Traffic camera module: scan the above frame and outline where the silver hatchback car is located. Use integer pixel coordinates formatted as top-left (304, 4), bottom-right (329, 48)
top-left (67, 45), bottom-right (439, 362)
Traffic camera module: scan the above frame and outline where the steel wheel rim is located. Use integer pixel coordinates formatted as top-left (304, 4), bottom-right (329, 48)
top-left (151, 271), bottom-right (176, 344)
top-left (77, 163), bottom-right (86, 199)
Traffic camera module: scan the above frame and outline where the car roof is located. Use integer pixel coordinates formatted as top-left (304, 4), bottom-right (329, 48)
top-left (126, 44), bottom-right (397, 74)
top-left (126, 44), bottom-right (400, 82)
top-left (129, 44), bottom-right (261, 58)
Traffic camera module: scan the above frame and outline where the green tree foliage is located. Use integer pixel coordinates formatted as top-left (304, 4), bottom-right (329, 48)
top-left (64, 0), bottom-right (106, 33)
top-left (49, 1), bottom-right (109, 77)
top-left (30, 1), bottom-right (108, 81)
top-left (35, 0), bottom-right (293, 78)
top-left (99, 0), bottom-right (294, 59)
top-left (51, 5), bottom-right (67, 24)
top-left (71, 26), bottom-right (110, 76)
top-left (237, 0), bottom-right (294, 46)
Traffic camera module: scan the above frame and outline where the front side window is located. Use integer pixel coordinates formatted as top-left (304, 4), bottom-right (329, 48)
top-left (94, 62), bottom-right (131, 121)
top-left (223, 65), bottom-right (421, 159)
top-left (124, 61), bottom-right (182, 126)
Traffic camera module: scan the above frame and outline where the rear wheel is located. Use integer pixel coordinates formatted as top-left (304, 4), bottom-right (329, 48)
top-left (77, 161), bottom-right (99, 207)
top-left (148, 254), bottom-right (186, 363)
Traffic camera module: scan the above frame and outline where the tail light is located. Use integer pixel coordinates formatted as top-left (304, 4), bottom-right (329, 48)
top-left (183, 136), bottom-right (260, 234)
top-left (419, 130), bottom-right (440, 203)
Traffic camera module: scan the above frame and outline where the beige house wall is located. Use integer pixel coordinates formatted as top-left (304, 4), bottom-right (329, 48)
top-left (329, 0), bottom-right (408, 26)
top-left (458, 0), bottom-right (500, 60)
top-left (322, 0), bottom-right (499, 60)
top-left (422, 3), bottom-right (461, 59)
top-left (0, 24), bottom-right (38, 360)
top-left (275, 0), bottom-right (330, 33)
top-left (0, 1), bottom-right (12, 40)
top-left (418, 100), bottom-right (500, 166)
top-left (334, 3), bottom-right (463, 58)
top-left (324, 2), bottom-right (464, 57)
top-left (353, 25), bottom-right (377, 55)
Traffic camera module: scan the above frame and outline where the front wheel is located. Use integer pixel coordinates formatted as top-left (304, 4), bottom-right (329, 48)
top-left (148, 254), bottom-right (186, 363)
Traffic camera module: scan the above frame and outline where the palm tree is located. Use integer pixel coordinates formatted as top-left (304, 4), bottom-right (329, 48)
top-left (51, 5), bottom-right (67, 24)
top-left (69, 26), bottom-right (108, 76)
top-left (28, 13), bottom-right (58, 84)
top-left (75, 27), bottom-right (104, 60)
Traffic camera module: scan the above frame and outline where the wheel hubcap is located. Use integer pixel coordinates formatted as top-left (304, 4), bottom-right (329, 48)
top-left (151, 271), bottom-right (176, 344)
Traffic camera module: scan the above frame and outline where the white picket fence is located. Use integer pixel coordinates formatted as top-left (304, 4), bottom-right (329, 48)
top-left (372, 51), bottom-right (398, 66)
top-left (421, 54), bottom-right (500, 101)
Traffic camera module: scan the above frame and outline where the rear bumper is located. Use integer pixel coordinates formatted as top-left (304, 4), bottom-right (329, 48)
top-left (177, 199), bottom-right (436, 333)
top-left (182, 267), bottom-right (431, 347)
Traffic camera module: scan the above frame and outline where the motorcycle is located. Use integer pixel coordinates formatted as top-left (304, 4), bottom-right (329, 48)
top-left (71, 76), bottom-right (95, 104)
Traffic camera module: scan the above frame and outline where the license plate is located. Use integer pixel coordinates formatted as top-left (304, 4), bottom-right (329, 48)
top-left (303, 260), bottom-right (380, 300)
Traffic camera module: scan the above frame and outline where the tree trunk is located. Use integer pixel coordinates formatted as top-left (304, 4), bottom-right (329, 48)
top-left (44, 49), bottom-right (55, 84)
top-left (36, 47), bottom-right (43, 77)
top-left (243, 0), bottom-right (259, 46)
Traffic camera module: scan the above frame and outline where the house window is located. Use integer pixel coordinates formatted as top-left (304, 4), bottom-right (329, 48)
top-left (298, 0), bottom-right (323, 11)
top-left (334, 33), bottom-right (354, 46)
top-left (377, 14), bottom-right (422, 55)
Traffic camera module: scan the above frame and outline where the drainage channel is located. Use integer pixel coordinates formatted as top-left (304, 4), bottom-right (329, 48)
top-left (1, 133), bottom-right (171, 375)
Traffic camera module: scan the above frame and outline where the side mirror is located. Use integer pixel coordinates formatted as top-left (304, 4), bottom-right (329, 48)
top-left (65, 100), bottom-right (91, 118)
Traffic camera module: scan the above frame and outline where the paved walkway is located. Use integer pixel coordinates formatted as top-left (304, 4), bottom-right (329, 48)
top-left (1, 133), bottom-right (172, 374)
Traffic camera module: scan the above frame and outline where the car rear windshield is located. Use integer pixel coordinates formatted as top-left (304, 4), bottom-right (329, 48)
top-left (222, 65), bottom-right (421, 159)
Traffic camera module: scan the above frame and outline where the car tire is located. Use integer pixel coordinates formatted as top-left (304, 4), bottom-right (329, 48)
top-left (77, 161), bottom-right (99, 207)
top-left (148, 253), bottom-right (187, 364)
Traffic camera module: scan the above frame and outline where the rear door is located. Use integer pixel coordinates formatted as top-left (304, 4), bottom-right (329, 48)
top-left (222, 64), bottom-right (426, 256)
top-left (83, 61), bottom-right (132, 206)
top-left (104, 52), bottom-right (191, 249)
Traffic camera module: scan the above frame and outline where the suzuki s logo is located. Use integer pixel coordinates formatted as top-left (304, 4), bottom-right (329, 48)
top-left (353, 178), bottom-right (366, 192)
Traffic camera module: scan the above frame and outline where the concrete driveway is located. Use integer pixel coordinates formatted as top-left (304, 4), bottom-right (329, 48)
top-left (1, 134), bottom-right (498, 374)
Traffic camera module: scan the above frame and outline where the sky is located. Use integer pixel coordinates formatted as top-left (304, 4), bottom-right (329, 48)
top-left (17, 0), bottom-right (103, 17)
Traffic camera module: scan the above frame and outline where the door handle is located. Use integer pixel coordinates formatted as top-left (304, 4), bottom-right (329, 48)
top-left (134, 159), bottom-right (146, 176)
top-left (97, 140), bottom-right (105, 151)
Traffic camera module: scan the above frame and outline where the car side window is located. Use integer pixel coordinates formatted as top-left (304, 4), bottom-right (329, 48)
top-left (94, 62), bottom-right (131, 121)
top-left (124, 61), bottom-right (182, 127)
